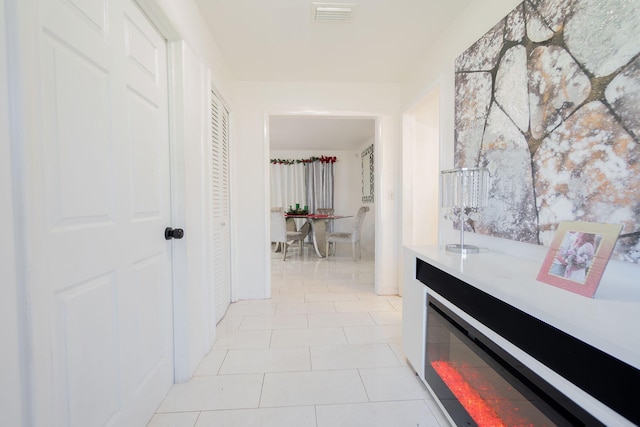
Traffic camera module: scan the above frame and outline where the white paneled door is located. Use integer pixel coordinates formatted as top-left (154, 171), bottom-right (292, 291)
top-left (211, 90), bottom-right (232, 324)
top-left (31, 0), bottom-right (173, 426)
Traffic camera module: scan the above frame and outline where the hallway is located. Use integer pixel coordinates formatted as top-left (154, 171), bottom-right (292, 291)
top-left (147, 248), bottom-right (449, 426)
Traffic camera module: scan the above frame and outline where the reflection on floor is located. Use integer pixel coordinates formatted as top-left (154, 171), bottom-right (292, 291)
top-left (148, 246), bottom-right (450, 427)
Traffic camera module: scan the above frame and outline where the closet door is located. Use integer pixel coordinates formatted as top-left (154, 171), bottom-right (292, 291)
top-left (29, 0), bottom-right (174, 425)
top-left (211, 90), bottom-right (232, 323)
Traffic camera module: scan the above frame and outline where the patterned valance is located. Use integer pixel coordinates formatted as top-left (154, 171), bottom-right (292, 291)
top-left (270, 156), bottom-right (337, 165)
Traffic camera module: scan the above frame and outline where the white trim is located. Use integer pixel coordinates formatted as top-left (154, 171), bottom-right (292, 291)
top-left (166, 41), bottom-right (190, 383)
top-left (11, 0), bottom-right (52, 422)
top-left (373, 116), bottom-right (383, 295)
top-left (263, 113), bottom-right (273, 298)
top-left (135, 0), bottom-right (181, 41)
top-left (228, 108), bottom-right (238, 303)
top-left (205, 73), bottom-right (215, 342)
top-left (2, 0), bottom-right (29, 424)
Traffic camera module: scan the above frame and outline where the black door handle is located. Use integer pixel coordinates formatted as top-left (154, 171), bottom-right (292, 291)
top-left (165, 227), bottom-right (184, 240)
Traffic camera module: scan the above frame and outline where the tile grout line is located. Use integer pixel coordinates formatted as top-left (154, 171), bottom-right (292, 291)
top-left (257, 372), bottom-right (266, 409)
top-left (216, 349), bottom-right (230, 376)
top-left (356, 367), bottom-right (373, 403)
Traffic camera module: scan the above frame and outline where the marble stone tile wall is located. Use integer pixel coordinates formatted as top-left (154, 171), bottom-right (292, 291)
top-left (454, 0), bottom-right (640, 263)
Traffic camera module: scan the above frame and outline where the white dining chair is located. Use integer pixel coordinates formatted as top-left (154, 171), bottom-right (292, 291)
top-left (270, 207), bottom-right (305, 260)
top-left (316, 207), bottom-right (335, 232)
top-left (325, 206), bottom-right (369, 261)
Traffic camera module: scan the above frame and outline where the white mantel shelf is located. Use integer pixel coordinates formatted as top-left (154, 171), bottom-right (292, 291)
top-left (406, 245), bottom-right (640, 370)
top-left (402, 245), bottom-right (640, 426)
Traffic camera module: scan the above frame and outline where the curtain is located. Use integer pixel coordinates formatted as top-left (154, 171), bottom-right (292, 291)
top-left (270, 156), bottom-right (336, 215)
top-left (305, 157), bottom-right (335, 213)
top-left (270, 161), bottom-right (306, 211)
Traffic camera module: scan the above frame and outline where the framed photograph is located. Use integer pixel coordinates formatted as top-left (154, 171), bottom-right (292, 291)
top-left (537, 221), bottom-right (622, 298)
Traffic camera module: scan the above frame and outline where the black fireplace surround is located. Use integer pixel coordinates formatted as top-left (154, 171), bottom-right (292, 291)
top-left (417, 258), bottom-right (640, 425)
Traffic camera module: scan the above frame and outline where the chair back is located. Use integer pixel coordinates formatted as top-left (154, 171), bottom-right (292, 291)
top-left (270, 207), bottom-right (287, 243)
top-left (351, 206), bottom-right (370, 241)
top-left (316, 208), bottom-right (334, 216)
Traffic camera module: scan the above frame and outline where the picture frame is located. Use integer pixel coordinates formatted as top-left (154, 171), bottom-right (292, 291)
top-left (537, 221), bottom-right (622, 298)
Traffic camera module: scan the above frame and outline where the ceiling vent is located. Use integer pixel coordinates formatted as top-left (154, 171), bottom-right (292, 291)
top-left (312, 2), bottom-right (356, 23)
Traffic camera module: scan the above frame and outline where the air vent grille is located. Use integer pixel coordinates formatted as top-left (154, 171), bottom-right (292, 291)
top-left (312, 2), bottom-right (356, 22)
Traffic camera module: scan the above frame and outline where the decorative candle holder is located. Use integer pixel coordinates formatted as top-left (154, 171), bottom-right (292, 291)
top-left (441, 168), bottom-right (490, 254)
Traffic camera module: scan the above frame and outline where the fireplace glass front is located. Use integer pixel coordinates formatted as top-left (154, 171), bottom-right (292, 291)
top-left (425, 296), bottom-right (584, 427)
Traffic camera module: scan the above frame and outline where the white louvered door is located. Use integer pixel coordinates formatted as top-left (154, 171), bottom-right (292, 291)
top-left (211, 90), bottom-right (232, 324)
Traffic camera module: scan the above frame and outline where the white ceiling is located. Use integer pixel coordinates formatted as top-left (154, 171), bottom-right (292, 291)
top-left (194, 0), bottom-right (472, 83)
top-left (193, 0), bottom-right (472, 150)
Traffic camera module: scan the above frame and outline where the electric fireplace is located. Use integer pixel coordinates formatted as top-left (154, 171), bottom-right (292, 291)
top-left (402, 247), bottom-right (640, 426)
top-left (425, 295), bottom-right (595, 426)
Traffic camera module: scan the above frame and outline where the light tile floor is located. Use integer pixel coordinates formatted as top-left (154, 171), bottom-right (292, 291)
top-left (148, 247), bottom-right (450, 427)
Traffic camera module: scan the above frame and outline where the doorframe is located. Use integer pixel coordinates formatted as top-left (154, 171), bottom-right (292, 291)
top-left (263, 109), bottom-right (382, 295)
top-left (135, 0), bottom-right (190, 382)
top-left (2, 0), bottom-right (29, 424)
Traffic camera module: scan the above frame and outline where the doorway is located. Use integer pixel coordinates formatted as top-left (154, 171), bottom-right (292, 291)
top-left (266, 113), bottom-right (377, 292)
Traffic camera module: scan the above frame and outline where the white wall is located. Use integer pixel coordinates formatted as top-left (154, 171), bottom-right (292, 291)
top-left (402, 89), bottom-right (440, 247)
top-left (233, 82), bottom-right (401, 298)
top-left (401, 0), bottom-right (521, 110)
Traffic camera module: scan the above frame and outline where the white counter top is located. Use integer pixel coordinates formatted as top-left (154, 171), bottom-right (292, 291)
top-left (405, 245), bottom-right (640, 371)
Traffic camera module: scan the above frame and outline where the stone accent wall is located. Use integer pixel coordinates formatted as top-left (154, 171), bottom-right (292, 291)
top-left (454, 0), bottom-right (640, 263)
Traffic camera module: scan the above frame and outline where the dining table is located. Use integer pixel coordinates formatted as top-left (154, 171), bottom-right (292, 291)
top-left (285, 213), bottom-right (351, 257)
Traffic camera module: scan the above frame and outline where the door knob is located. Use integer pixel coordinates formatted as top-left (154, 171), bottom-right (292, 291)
top-left (165, 227), bottom-right (184, 240)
